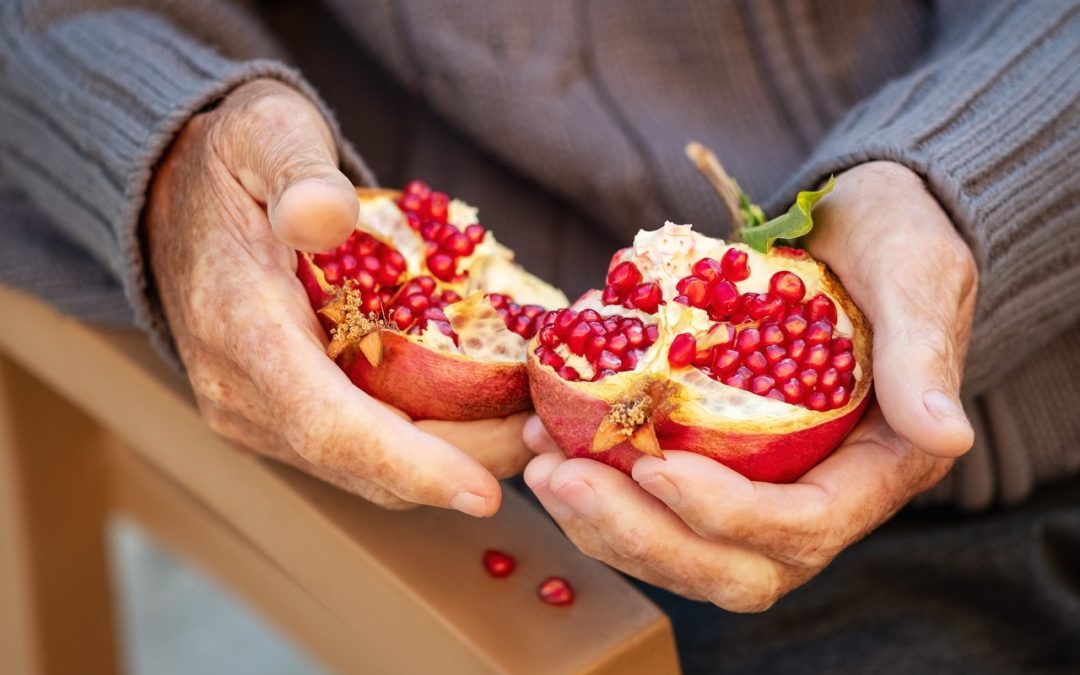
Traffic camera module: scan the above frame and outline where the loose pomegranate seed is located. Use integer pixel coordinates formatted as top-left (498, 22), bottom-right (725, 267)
top-left (629, 282), bottom-right (663, 313)
top-left (721, 248), bottom-right (750, 281)
top-left (692, 257), bottom-right (724, 282)
top-left (538, 577), bottom-right (575, 606)
top-left (669, 333), bottom-right (697, 368)
top-left (483, 549), bottom-right (516, 578)
top-left (769, 271), bottom-right (806, 304)
top-left (607, 261), bottom-right (643, 290)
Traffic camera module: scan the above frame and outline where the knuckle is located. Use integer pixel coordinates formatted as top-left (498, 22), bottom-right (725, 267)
top-left (705, 569), bottom-right (784, 613)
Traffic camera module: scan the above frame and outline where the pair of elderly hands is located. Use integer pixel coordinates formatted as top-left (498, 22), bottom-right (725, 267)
top-left (147, 80), bottom-right (977, 612)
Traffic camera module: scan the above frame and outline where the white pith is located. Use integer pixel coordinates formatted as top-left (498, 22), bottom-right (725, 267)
top-left (354, 194), bottom-right (568, 361)
top-left (549, 222), bottom-right (862, 421)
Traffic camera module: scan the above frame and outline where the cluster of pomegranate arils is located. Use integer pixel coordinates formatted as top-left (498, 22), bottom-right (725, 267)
top-left (535, 310), bottom-right (661, 382)
top-left (482, 549), bottom-right (574, 607)
top-left (664, 249), bottom-right (856, 411)
top-left (537, 246), bottom-right (857, 412)
top-left (309, 180), bottom-right (550, 343)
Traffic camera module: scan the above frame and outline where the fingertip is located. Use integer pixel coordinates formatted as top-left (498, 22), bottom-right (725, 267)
top-left (524, 451), bottom-right (563, 490)
top-left (523, 415), bottom-right (561, 454)
top-left (270, 173), bottom-right (358, 251)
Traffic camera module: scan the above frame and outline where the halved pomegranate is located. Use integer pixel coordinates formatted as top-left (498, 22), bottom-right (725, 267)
top-left (527, 223), bottom-right (872, 482)
top-left (298, 181), bottom-right (567, 420)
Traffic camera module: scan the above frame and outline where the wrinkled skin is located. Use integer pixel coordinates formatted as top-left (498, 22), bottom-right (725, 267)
top-left (147, 79), bottom-right (530, 516)
top-left (524, 161), bottom-right (978, 611)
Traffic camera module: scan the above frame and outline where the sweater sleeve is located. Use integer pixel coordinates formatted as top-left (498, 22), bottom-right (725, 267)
top-left (765, 0), bottom-right (1080, 396)
top-left (0, 1), bottom-right (373, 360)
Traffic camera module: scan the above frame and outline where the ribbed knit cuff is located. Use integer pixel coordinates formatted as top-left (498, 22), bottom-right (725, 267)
top-left (765, 1), bottom-right (1080, 396)
top-left (0, 7), bottom-right (374, 368)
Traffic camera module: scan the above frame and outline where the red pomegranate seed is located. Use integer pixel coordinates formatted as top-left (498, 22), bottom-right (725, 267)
top-left (721, 248), bottom-right (750, 281)
top-left (566, 322), bottom-right (591, 355)
top-left (537, 347), bottom-right (565, 369)
top-left (806, 391), bottom-right (828, 411)
top-left (709, 280), bottom-right (740, 315)
top-left (481, 548), bottom-right (514, 578)
top-left (736, 328), bottom-right (761, 354)
top-left (819, 367), bottom-right (840, 391)
top-left (354, 270), bottom-right (376, 290)
top-left (799, 368), bottom-right (819, 389)
top-left (555, 310), bottom-right (577, 334)
top-left (623, 349), bottom-right (644, 370)
top-left (750, 375), bottom-right (775, 395)
top-left (465, 224), bottom-right (486, 244)
top-left (806, 294), bottom-right (838, 324)
top-left (773, 357), bottom-right (798, 380)
top-left (404, 179), bottom-right (431, 198)
top-left (427, 253), bottom-right (456, 281)
top-left (693, 348), bottom-right (714, 367)
top-left (585, 334), bottom-right (607, 362)
top-left (692, 257), bottom-right (724, 282)
top-left (601, 285), bottom-right (623, 305)
top-left (629, 282), bottom-right (663, 313)
top-left (788, 338), bottom-right (808, 361)
top-left (428, 192), bottom-right (450, 222)
top-left (745, 351), bottom-right (768, 375)
top-left (512, 314), bottom-right (535, 337)
top-left (596, 351), bottom-right (622, 371)
top-left (538, 577), bottom-right (575, 606)
top-left (769, 271), bottom-right (806, 304)
top-left (781, 314), bottom-right (808, 339)
top-left (676, 277), bottom-right (709, 307)
top-left (668, 333), bottom-right (697, 368)
top-left (624, 324), bottom-right (646, 348)
top-left (780, 378), bottom-right (805, 403)
top-left (393, 306), bottom-right (414, 330)
top-left (398, 193), bottom-right (423, 213)
top-left (557, 366), bottom-right (581, 381)
top-left (829, 386), bottom-right (851, 409)
top-left (723, 372), bottom-right (750, 390)
top-left (712, 348), bottom-right (740, 375)
top-left (645, 324), bottom-right (661, 343)
top-left (607, 333), bottom-right (630, 355)
top-left (443, 232), bottom-right (475, 257)
top-left (804, 344), bottom-right (829, 369)
top-left (607, 261), bottom-right (643, 290)
top-left (832, 351), bottom-right (856, 372)
top-left (832, 337), bottom-right (853, 353)
top-left (765, 389), bottom-right (786, 402)
top-left (579, 309), bottom-right (601, 323)
top-left (806, 321), bottom-right (833, 345)
top-left (764, 344), bottom-right (786, 365)
top-left (761, 322), bottom-right (785, 346)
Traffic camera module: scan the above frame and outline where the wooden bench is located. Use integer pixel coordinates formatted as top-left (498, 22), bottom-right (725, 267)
top-left (0, 286), bottom-right (680, 674)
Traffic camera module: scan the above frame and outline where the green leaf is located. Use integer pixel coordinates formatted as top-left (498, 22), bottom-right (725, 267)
top-left (737, 176), bottom-right (836, 253)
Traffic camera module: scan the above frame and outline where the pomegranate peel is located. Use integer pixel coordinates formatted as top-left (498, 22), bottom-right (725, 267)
top-left (527, 223), bottom-right (872, 483)
top-left (298, 183), bottom-right (567, 420)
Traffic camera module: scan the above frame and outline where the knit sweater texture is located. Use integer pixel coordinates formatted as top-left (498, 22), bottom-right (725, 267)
top-left (0, 0), bottom-right (1077, 510)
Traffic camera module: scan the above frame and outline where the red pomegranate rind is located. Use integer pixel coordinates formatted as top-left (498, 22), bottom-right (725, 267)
top-left (347, 331), bottom-right (528, 420)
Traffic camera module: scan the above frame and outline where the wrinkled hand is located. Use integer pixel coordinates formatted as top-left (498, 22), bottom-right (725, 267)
top-left (147, 79), bottom-right (529, 515)
top-left (523, 161), bottom-right (978, 610)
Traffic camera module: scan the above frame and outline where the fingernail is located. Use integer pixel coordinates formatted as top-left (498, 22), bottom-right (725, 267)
top-left (639, 475), bottom-right (680, 506)
top-left (923, 390), bottom-right (969, 423)
top-left (450, 491), bottom-right (489, 518)
top-left (552, 479), bottom-right (598, 517)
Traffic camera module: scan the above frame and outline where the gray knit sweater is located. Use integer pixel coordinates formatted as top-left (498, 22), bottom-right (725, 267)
top-left (1, 0), bottom-right (1077, 510)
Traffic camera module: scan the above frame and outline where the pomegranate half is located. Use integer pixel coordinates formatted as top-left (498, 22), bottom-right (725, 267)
top-left (298, 181), bottom-right (567, 420)
top-left (527, 223), bottom-right (872, 482)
